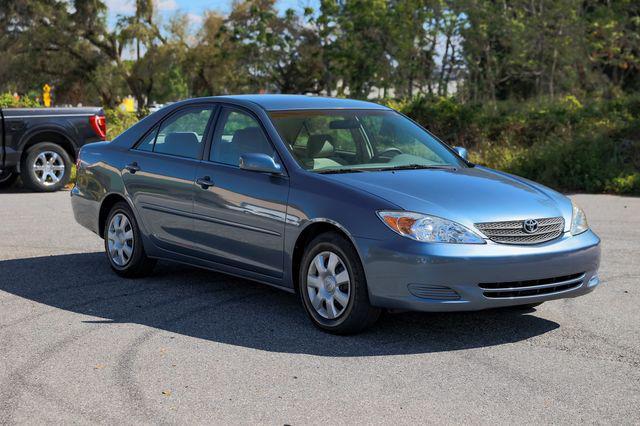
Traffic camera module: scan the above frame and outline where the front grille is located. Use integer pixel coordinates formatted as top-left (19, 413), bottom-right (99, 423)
top-left (480, 272), bottom-right (585, 298)
top-left (475, 217), bottom-right (564, 245)
top-left (408, 284), bottom-right (460, 300)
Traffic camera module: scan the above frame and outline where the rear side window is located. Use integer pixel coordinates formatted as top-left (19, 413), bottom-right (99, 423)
top-left (135, 106), bottom-right (214, 159)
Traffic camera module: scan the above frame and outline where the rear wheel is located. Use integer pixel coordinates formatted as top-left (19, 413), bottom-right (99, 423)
top-left (104, 201), bottom-right (156, 278)
top-left (21, 142), bottom-right (72, 192)
top-left (0, 169), bottom-right (18, 189)
top-left (299, 232), bottom-right (381, 334)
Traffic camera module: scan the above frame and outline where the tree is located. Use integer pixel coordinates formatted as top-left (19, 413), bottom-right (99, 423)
top-left (318, 0), bottom-right (392, 98)
top-left (2, 0), bottom-right (639, 106)
top-left (387, 0), bottom-right (439, 98)
top-left (584, 0), bottom-right (640, 96)
top-left (459, 0), bottom-right (584, 102)
top-left (250, 8), bottom-right (325, 94)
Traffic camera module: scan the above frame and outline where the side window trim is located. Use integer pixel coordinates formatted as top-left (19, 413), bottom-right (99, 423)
top-left (133, 125), bottom-right (159, 151)
top-left (202, 104), bottom-right (222, 162)
top-left (131, 103), bottom-right (218, 160)
top-left (206, 105), bottom-right (283, 169)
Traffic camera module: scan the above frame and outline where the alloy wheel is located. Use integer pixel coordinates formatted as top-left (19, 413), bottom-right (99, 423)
top-left (33, 151), bottom-right (65, 186)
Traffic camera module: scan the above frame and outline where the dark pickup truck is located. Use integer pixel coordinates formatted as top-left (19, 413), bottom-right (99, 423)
top-left (0, 107), bottom-right (107, 191)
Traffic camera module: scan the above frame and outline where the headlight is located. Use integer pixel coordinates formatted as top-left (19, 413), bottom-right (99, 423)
top-left (377, 211), bottom-right (485, 244)
top-left (570, 201), bottom-right (589, 235)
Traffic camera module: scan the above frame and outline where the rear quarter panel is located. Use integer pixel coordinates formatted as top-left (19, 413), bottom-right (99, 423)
top-left (72, 142), bottom-right (129, 234)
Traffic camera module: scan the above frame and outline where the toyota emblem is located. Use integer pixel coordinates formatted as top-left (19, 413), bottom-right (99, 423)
top-left (523, 219), bottom-right (539, 234)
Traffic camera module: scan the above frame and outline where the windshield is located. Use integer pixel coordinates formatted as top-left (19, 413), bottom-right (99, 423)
top-left (269, 109), bottom-right (465, 173)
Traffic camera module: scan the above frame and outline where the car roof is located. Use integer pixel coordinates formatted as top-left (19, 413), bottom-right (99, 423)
top-left (204, 94), bottom-right (391, 111)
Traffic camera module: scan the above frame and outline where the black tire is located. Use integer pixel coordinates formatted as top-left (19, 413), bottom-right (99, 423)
top-left (299, 232), bottom-right (381, 334)
top-left (104, 201), bottom-right (156, 278)
top-left (21, 142), bottom-right (72, 192)
top-left (0, 169), bottom-right (18, 189)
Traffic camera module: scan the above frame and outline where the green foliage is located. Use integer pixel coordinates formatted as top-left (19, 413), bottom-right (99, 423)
top-left (2, 1), bottom-right (639, 195)
top-left (97, 95), bottom-right (639, 195)
top-left (398, 95), bottom-right (640, 195)
top-left (3, 0), bottom-right (639, 104)
top-left (105, 109), bottom-right (141, 140)
top-left (0, 92), bottom-right (40, 108)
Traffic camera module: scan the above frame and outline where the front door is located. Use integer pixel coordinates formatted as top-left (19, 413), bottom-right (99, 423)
top-left (122, 105), bottom-right (215, 253)
top-left (191, 107), bottom-right (289, 278)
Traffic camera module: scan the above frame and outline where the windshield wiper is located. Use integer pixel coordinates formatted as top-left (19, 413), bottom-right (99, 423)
top-left (316, 168), bottom-right (368, 174)
top-left (316, 164), bottom-right (455, 174)
top-left (375, 164), bottom-right (456, 171)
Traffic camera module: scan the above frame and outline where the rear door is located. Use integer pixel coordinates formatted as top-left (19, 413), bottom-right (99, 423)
top-left (122, 104), bottom-right (216, 253)
top-left (190, 106), bottom-right (289, 278)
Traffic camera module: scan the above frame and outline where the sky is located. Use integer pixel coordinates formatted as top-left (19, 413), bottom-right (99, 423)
top-left (105, 0), bottom-right (319, 28)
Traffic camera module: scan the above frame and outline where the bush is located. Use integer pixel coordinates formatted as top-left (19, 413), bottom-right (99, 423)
top-left (0, 92), bottom-right (41, 108)
top-left (396, 95), bottom-right (640, 195)
top-left (105, 109), bottom-right (140, 140)
top-left (3, 92), bottom-right (639, 195)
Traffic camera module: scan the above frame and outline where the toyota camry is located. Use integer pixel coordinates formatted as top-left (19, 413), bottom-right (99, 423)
top-left (71, 95), bottom-right (601, 334)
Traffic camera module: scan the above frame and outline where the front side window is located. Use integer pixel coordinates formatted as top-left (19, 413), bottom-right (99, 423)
top-left (136, 127), bottom-right (157, 152)
top-left (144, 106), bottom-right (214, 159)
top-left (210, 109), bottom-right (275, 166)
top-left (270, 110), bottom-right (465, 172)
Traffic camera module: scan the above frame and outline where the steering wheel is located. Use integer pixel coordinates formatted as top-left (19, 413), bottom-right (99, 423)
top-left (372, 147), bottom-right (403, 162)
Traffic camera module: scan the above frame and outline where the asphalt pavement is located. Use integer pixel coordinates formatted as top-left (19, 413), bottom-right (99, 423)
top-left (0, 190), bottom-right (638, 424)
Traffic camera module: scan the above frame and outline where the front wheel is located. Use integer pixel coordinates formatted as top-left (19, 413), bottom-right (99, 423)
top-left (299, 232), bottom-right (381, 334)
top-left (104, 201), bottom-right (156, 278)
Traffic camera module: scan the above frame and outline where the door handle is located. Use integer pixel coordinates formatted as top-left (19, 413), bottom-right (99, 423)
top-left (125, 162), bottom-right (140, 174)
top-left (196, 176), bottom-right (214, 189)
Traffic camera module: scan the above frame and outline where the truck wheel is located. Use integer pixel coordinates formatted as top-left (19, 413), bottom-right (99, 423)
top-left (0, 169), bottom-right (18, 189)
top-left (21, 142), bottom-right (72, 192)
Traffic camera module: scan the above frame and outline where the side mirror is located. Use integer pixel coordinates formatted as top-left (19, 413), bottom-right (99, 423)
top-left (453, 146), bottom-right (469, 161)
top-left (239, 153), bottom-right (283, 174)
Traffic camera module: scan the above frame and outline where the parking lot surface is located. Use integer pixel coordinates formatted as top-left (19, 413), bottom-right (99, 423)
top-left (0, 190), bottom-right (639, 424)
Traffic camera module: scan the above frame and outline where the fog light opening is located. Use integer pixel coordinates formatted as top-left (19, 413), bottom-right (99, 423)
top-left (588, 274), bottom-right (600, 288)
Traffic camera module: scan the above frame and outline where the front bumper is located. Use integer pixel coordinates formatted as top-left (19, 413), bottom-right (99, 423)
top-left (355, 230), bottom-right (601, 312)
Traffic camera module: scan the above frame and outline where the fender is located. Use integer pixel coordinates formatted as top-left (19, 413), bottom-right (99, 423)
top-left (298, 217), bottom-right (361, 251)
top-left (18, 122), bottom-right (78, 152)
top-left (15, 123), bottom-right (77, 173)
top-left (284, 216), bottom-right (366, 290)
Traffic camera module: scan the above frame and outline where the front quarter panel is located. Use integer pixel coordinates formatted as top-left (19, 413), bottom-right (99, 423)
top-left (283, 172), bottom-right (399, 287)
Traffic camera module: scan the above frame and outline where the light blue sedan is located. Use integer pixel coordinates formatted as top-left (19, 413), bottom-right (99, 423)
top-left (71, 95), bottom-right (601, 334)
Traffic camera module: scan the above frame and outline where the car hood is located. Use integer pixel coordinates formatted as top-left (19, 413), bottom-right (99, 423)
top-left (323, 166), bottom-right (573, 231)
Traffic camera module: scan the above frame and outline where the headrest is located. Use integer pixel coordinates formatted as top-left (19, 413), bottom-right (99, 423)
top-left (162, 132), bottom-right (200, 158)
top-left (308, 134), bottom-right (334, 158)
top-left (232, 127), bottom-right (272, 154)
